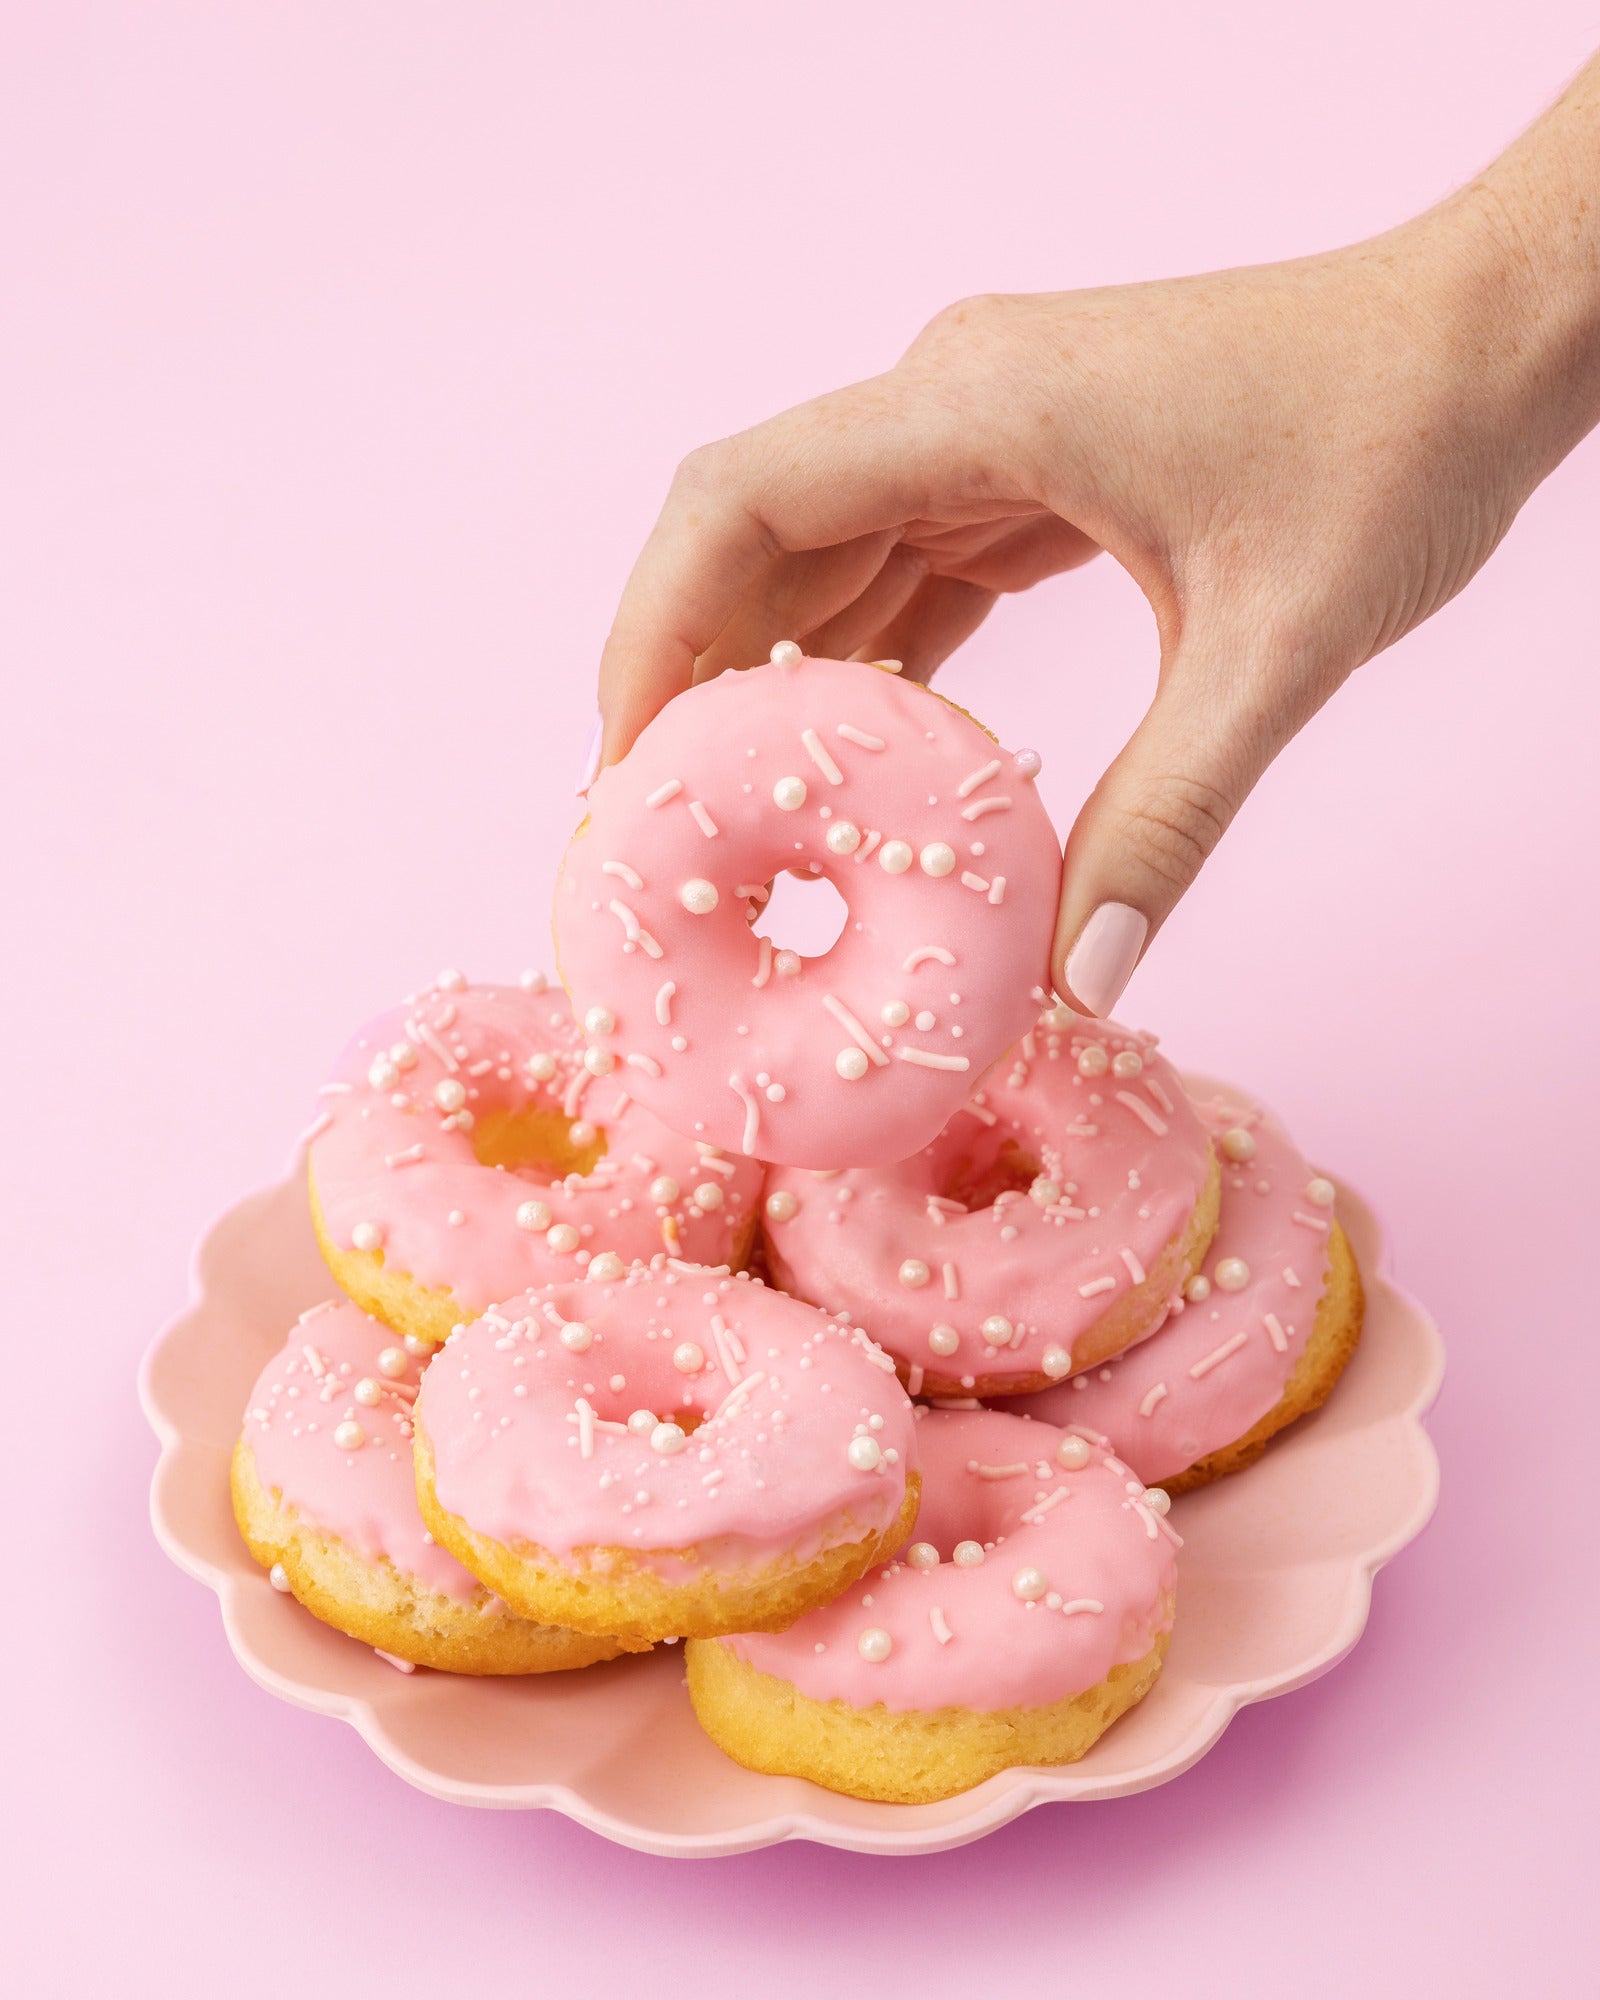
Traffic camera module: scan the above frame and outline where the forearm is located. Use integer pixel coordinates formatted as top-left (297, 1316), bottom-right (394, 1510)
top-left (1423, 53), bottom-right (1600, 488)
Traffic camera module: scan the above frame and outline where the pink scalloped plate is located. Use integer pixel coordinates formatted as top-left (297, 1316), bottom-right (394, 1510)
top-left (140, 1074), bottom-right (1442, 1856)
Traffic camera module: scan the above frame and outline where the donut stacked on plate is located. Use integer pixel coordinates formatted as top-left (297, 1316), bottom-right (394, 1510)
top-left (232, 650), bottom-right (1363, 1802)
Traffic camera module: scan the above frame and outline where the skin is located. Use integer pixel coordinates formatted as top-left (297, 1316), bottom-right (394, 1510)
top-left (596, 57), bottom-right (1600, 1009)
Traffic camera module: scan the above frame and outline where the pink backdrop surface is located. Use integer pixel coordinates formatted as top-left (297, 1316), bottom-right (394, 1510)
top-left (5, 5), bottom-right (1598, 1992)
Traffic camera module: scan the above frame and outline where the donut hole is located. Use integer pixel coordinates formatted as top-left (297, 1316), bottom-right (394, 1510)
top-left (470, 1104), bottom-right (608, 1183)
top-left (939, 1133), bottom-right (1042, 1214)
top-left (753, 869), bottom-right (850, 960)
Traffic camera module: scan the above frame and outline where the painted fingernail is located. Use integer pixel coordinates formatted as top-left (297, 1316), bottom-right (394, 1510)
top-left (574, 713), bottom-right (602, 796)
top-left (1064, 902), bottom-right (1148, 1019)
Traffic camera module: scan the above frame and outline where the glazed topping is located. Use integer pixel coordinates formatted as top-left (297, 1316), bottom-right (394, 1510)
top-left (308, 976), bottom-right (762, 1317)
top-left (554, 655), bottom-right (1063, 1168)
top-left (762, 1011), bottom-right (1212, 1390)
top-left (725, 1409), bottom-right (1178, 1712)
top-left (1009, 1092), bottom-right (1338, 1482)
top-left (416, 1263), bottom-right (918, 1570)
top-left (241, 1300), bottom-right (478, 1599)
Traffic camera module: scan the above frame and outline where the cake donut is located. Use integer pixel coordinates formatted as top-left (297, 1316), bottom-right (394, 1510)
top-left (307, 973), bottom-right (762, 1348)
top-left (687, 1407), bottom-right (1177, 1802)
top-left (554, 651), bottom-right (1063, 1168)
top-left (232, 1300), bottom-right (624, 1673)
top-left (413, 1264), bottom-right (921, 1646)
top-left (1007, 1091), bottom-right (1364, 1492)
top-left (762, 1010), bottom-right (1220, 1396)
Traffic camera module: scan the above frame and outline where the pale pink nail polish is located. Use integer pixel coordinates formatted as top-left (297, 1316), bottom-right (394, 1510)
top-left (1064, 902), bottom-right (1148, 1018)
top-left (574, 713), bottom-right (602, 796)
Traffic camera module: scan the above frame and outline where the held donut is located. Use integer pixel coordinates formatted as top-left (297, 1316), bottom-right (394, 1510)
top-left (413, 1265), bottom-right (921, 1646)
top-left (1007, 1091), bottom-right (1365, 1492)
top-left (231, 1301), bottom-right (623, 1673)
top-left (686, 1407), bottom-right (1178, 1803)
top-left (762, 1011), bottom-right (1220, 1396)
top-left (554, 653), bottom-right (1063, 1167)
top-left (307, 973), bottom-right (762, 1348)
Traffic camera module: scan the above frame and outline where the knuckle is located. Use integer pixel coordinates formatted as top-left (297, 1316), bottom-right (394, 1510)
top-left (1112, 774), bottom-right (1236, 892)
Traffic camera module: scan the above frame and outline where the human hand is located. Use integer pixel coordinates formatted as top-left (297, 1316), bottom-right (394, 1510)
top-left (596, 61), bottom-right (1600, 1014)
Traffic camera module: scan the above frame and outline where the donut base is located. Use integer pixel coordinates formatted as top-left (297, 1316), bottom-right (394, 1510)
top-left (685, 1625), bottom-right (1171, 1804)
top-left (1160, 1217), bottom-right (1365, 1496)
top-left (907, 1145), bottom-right (1222, 1399)
top-left (231, 1440), bottom-right (625, 1674)
top-left (415, 1422), bottom-right (922, 1646)
top-left (310, 1159), bottom-right (757, 1350)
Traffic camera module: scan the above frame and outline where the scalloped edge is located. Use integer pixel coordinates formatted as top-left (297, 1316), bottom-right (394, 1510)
top-left (140, 1102), bottom-right (1442, 1857)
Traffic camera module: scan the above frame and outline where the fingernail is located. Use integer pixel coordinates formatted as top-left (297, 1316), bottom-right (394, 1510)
top-left (1064, 902), bottom-right (1148, 1019)
top-left (574, 713), bottom-right (602, 796)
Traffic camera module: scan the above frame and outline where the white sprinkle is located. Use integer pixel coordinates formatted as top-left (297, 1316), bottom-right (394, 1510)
top-left (956, 759), bottom-right (1002, 798)
top-left (626, 1051), bottom-right (662, 1076)
top-left (683, 799), bottom-right (719, 838)
top-left (897, 1047), bottom-right (970, 1071)
top-left (1284, 1267), bottom-right (1303, 1289)
top-left (822, 993), bottom-right (889, 1065)
top-left (1264, 1313), bottom-right (1290, 1353)
top-left (753, 936), bottom-right (773, 988)
top-left (608, 898), bottom-right (665, 958)
top-left (1138, 1381), bottom-right (1169, 1417)
top-left (929, 1607), bottom-right (954, 1645)
top-left (602, 859), bottom-right (644, 889)
top-left (411, 1020), bottom-right (459, 1072)
top-left (575, 1398), bottom-right (596, 1457)
top-left (1019, 1487), bottom-right (1070, 1524)
top-left (297, 1111), bottom-right (332, 1147)
top-left (1060, 1599), bottom-right (1104, 1618)
top-left (960, 795), bottom-right (1013, 821)
top-left (1292, 1210), bottom-right (1331, 1232)
top-left (855, 828), bottom-right (883, 861)
top-left (957, 1099), bottom-right (998, 1127)
top-left (800, 727), bottom-right (845, 784)
top-left (1078, 1275), bottom-right (1116, 1298)
top-left (903, 945), bottom-right (956, 971)
top-left (907, 1363), bottom-right (924, 1395)
top-left (942, 1262), bottom-right (960, 1300)
top-left (1146, 1077), bottom-right (1175, 1115)
top-left (971, 1462), bottom-right (1029, 1480)
top-left (318, 1082), bottom-right (353, 1096)
top-left (836, 723), bottom-right (885, 750)
top-left (729, 1075), bottom-right (761, 1155)
top-left (645, 779), bottom-right (683, 808)
top-left (987, 876), bottom-right (1006, 905)
top-left (374, 1649), bottom-right (416, 1673)
top-left (959, 871), bottom-right (990, 892)
top-left (384, 1144), bottom-right (426, 1169)
top-left (709, 1313), bottom-right (742, 1383)
top-left (1121, 1248), bottom-right (1147, 1285)
top-left (1190, 1329), bottom-right (1251, 1378)
top-left (1115, 1090), bottom-right (1169, 1136)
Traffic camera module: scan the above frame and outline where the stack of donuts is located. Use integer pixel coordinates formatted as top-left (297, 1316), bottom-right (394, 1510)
top-left (234, 651), bottom-right (1364, 1804)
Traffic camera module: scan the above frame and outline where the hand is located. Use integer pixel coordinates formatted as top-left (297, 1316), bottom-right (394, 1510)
top-left (597, 59), bottom-right (1600, 1013)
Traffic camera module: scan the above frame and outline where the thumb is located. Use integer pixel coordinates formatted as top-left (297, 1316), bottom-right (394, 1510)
top-left (1051, 658), bottom-right (1279, 1015)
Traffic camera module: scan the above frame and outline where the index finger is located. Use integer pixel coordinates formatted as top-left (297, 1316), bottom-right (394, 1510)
top-left (596, 376), bottom-right (952, 763)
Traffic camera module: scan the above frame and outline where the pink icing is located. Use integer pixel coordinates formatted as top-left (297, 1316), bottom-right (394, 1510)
top-left (1009, 1092), bottom-right (1337, 1483)
top-left (241, 1300), bottom-right (479, 1600)
top-left (308, 976), bottom-right (762, 1316)
top-left (554, 655), bottom-right (1062, 1168)
top-left (762, 1012), bottom-right (1212, 1391)
top-left (416, 1265), bottom-right (918, 1574)
top-left (725, 1408), bottom-right (1177, 1712)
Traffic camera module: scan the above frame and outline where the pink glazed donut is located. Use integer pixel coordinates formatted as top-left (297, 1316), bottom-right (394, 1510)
top-left (307, 973), bottom-right (762, 1347)
top-left (554, 652), bottom-right (1063, 1167)
top-left (1007, 1089), bottom-right (1365, 1491)
top-left (762, 1010), bottom-right (1220, 1397)
top-left (231, 1300), bottom-right (623, 1673)
top-left (413, 1263), bottom-right (921, 1646)
top-left (687, 1407), bottom-right (1178, 1802)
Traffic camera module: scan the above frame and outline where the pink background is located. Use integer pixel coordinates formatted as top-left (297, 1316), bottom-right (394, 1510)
top-left (6, 4), bottom-right (1598, 1991)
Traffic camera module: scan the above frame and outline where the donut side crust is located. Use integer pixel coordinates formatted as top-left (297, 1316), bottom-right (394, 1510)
top-left (231, 1439), bottom-right (627, 1674)
top-left (1160, 1216), bottom-right (1365, 1496)
top-left (415, 1421), bottom-right (922, 1646)
top-left (684, 1622), bottom-right (1171, 1804)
